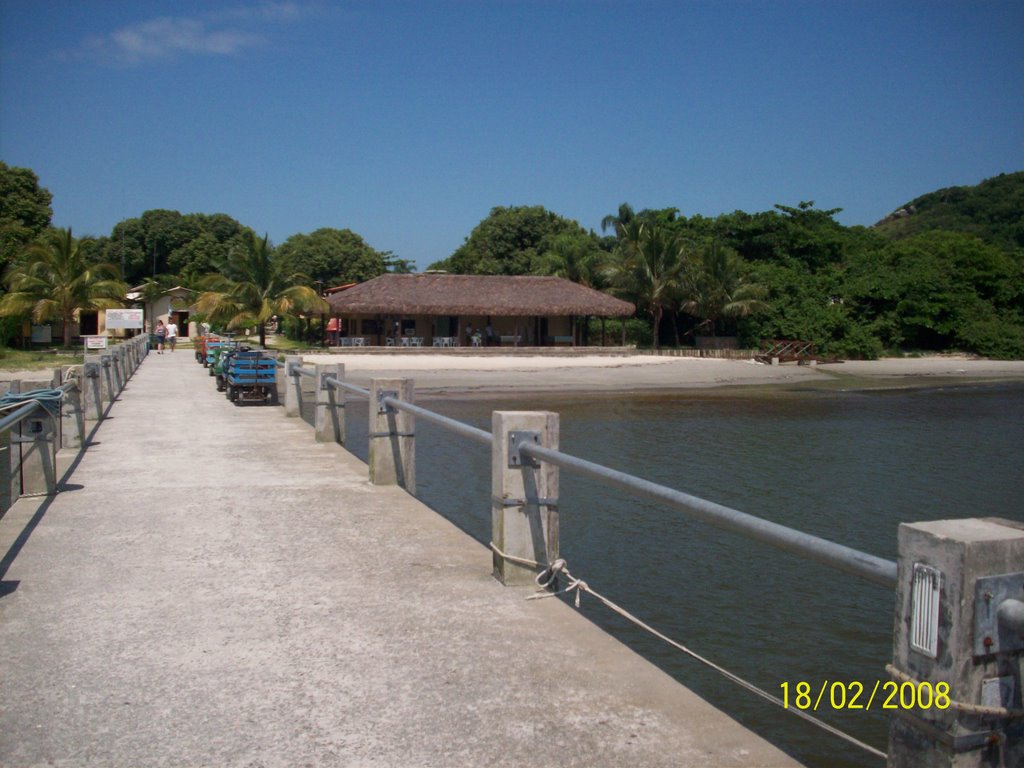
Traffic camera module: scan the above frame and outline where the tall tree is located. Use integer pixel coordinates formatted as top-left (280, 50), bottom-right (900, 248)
top-left (0, 162), bottom-right (53, 272)
top-left (602, 221), bottom-right (689, 349)
top-left (275, 228), bottom-right (390, 286)
top-left (535, 231), bottom-right (603, 287)
top-left (601, 202), bottom-right (636, 234)
top-left (681, 244), bottom-right (767, 336)
top-left (97, 210), bottom-right (250, 286)
top-left (0, 228), bottom-right (126, 346)
top-left (429, 205), bottom-right (587, 275)
top-left (195, 232), bottom-right (326, 348)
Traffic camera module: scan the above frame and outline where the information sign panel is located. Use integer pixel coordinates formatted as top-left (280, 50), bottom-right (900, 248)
top-left (105, 309), bottom-right (144, 329)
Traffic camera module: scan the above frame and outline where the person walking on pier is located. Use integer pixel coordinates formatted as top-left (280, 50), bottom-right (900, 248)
top-left (155, 320), bottom-right (167, 354)
top-left (166, 318), bottom-right (179, 352)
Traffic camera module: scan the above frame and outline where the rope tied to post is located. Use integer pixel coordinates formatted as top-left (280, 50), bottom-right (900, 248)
top-left (489, 541), bottom-right (889, 761)
top-left (0, 388), bottom-right (65, 417)
top-left (533, 558), bottom-right (589, 608)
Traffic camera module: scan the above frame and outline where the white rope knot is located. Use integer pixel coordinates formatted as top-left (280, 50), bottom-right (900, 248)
top-left (535, 558), bottom-right (567, 589)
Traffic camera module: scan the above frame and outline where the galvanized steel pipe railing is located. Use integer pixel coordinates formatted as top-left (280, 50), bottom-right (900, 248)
top-left (0, 399), bottom-right (46, 434)
top-left (380, 395), bottom-right (491, 447)
top-left (323, 375), bottom-right (369, 399)
top-left (517, 439), bottom-right (898, 588)
top-left (307, 365), bottom-right (898, 589)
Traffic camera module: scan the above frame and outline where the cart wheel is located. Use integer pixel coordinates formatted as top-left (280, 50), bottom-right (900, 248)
top-left (227, 384), bottom-right (237, 402)
top-left (267, 384), bottom-right (279, 406)
top-left (216, 375), bottom-right (225, 391)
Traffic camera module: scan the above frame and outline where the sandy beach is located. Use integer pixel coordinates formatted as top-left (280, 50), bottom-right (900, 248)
top-left (4, 351), bottom-right (1023, 397)
top-left (295, 352), bottom-right (1024, 398)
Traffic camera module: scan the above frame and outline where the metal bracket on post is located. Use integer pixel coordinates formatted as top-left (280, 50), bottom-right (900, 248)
top-left (508, 430), bottom-right (540, 468)
top-left (319, 372), bottom-right (335, 392)
top-left (11, 418), bottom-right (52, 444)
top-left (973, 572), bottom-right (1024, 656)
top-left (377, 390), bottom-right (398, 414)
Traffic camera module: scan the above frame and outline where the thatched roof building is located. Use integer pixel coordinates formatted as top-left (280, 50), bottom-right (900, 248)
top-left (325, 274), bottom-right (634, 317)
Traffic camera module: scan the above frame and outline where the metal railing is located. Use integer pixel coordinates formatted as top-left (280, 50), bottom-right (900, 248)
top-left (279, 358), bottom-right (1024, 764)
top-left (0, 334), bottom-right (150, 512)
top-left (290, 360), bottom-right (896, 588)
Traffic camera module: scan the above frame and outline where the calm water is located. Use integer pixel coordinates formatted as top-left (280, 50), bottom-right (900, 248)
top-left (304, 382), bottom-right (1024, 767)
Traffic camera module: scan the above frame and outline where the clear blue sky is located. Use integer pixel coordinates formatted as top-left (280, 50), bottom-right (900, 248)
top-left (2, 1), bottom-right (1021, 270)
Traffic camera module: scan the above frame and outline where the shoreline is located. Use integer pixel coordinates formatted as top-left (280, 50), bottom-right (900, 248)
top-left (298, 352), bottom-right (1024, 399)
top-left (3, 352), bottom-right (1023, 398)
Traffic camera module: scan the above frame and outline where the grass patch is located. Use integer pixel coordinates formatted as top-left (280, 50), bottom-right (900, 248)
top-left (0, 345), bottom-right (87, 371)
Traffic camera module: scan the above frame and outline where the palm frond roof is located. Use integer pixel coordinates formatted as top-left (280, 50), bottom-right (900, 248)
top-left (325, 274), bottom-right (634, 317)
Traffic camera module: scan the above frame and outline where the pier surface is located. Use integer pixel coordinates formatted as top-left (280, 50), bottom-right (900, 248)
top-left (0, 350), bottom-right (800, 767)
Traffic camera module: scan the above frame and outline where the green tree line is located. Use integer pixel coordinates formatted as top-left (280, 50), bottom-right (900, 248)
top-left (428, 174), bottom-right (1024, 358)
top-left (2, 160), bottom-right (1022, 357)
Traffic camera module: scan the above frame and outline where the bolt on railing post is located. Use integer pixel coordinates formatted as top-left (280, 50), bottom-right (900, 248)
top-left (491, 410), bottom-right (560, 586)
top-left (283, 355), bottom-right (302, 417)
top-left (368, 377), bottom-right (415, 493)
top-left (314, 363), bottom-right (345, 444)
top-left (887, 519), bottom-right (1024, 767)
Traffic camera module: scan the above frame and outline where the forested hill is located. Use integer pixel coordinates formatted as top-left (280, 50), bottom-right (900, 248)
top-left (873, 171), bottom-right (1024, 254)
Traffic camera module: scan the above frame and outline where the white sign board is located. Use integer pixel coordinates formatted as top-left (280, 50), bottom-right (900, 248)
top-left (105, 308), bottom-right (144, 329)
top-left (30, 325), bottom-right (52, 343)
top-left (84, 335), bottom-right (109, 350)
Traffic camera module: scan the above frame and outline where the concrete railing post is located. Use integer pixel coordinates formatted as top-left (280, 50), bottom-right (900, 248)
top-left (111, 349), bottom-right (125, 394)
top-left (100, 354), bottom-right (115, 404)
top-left (368, 378), bottom-right (415, 492)
top-left (284, 355), bottom-right (302, 417)
top-left (490, 411), bottom-right (560, 586)
top-left (60, 366), bottom-right (85, 451)
top-left (8, 379), bottom-right (57, 498)
top-left (82, 362), bottom-right (103, 422)
top-left (0, 426), bottom-right (10, 514)
top-left (888, 518), bottom-right (1024, 768)
top-left (118, 344), bottom-right (128, 383)
top-left (314, 363), bottom-right (345, 444)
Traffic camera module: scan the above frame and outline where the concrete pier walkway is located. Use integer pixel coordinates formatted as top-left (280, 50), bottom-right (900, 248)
top-left (0, 349), bottom-right (800, 767)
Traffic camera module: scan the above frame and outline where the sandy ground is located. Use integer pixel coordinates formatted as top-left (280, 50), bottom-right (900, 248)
top-left (293, 352), bottom-right (1024, 397)
top-left (4, 352), bottom-right (1023, 396)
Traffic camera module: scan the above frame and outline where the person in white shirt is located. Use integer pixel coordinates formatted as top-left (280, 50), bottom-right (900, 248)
top-left (166, 320), bottom-right (179, 352)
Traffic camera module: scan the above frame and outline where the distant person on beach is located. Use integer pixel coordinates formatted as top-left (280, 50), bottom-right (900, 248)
top-left (465, 325), bottom-right (474, 346)
top-left (166, 319), bottom-right (178, 352)
top-left (154, 320), bottom-right (166, 354)
top-left (485, 323), bottom-right (495, 346)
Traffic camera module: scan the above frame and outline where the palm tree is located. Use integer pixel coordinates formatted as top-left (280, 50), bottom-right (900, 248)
top-left (601, 202), bottom-right (636, 235)
top-left (0, 227), bottom-right (127, 346)
top-left (195, 232), bottom-right (326, 348)
top-left (681, 244), bottom-right (767, 336)
top-left (536, 233), bottom-right (601, 287)
top-left (602, 221), bottom-right (689, 349)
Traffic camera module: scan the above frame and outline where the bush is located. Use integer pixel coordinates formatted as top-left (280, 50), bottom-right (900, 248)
top-left (957, 317), bottom-right (1024, 359)
top-left (587, 317), bottom-right (651, 347)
